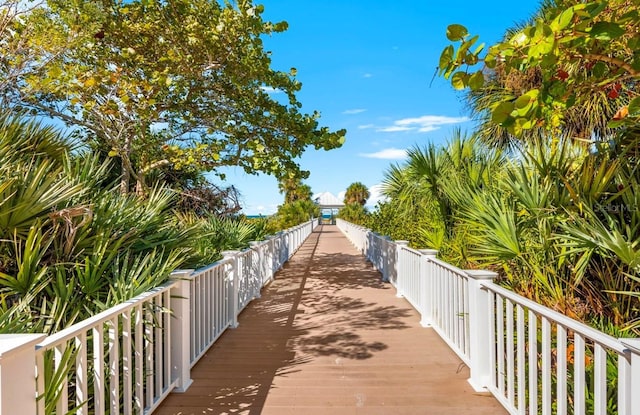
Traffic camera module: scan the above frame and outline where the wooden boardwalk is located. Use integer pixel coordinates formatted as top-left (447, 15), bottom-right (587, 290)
top-left (155, 225), bottom-right (506, 415)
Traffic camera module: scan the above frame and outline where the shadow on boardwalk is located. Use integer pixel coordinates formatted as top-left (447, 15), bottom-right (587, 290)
top-left (155, 226), bottom-right (505, 415)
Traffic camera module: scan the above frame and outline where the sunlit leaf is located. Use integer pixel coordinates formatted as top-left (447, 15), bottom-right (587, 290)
top-left (589, 21), bottom-right (625, 40)
top-left (491, 101), bottom-right (514, 124)
top-left (451, 71), bottom-right (467, 90)
top-left (551, 7), bottom-right (574, 32)
top-left (439, 45), bottom-right (454, 72)
top-left (628, 97), bottom-right (640, 116)
top-left (468, 71), bottom-right (484, 90)
top-left (446, 24), bottom-right (468, 41)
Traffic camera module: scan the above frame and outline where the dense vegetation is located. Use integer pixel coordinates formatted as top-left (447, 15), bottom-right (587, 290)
top-left (365, 0), bottom-right (640, 336)
top-left (0, 0), bottom-right (342, 335)
top-left (264, 176), bottom-right (320, 232)
top-left (337, 182), bottom-right (370, 224)
top-left (0, 113), bottom-right (274, 334)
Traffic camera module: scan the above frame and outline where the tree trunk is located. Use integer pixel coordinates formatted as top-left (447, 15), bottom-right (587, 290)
top-left (120, 135), bottom-right (132, 194)
top-left (120, 156), bottom-right (130, 194)
top-left (135, 173), bottom-right (145, 197)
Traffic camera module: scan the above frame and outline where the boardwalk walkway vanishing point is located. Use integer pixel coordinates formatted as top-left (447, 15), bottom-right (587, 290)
top-left (155, 225), bottom-right (506, 414)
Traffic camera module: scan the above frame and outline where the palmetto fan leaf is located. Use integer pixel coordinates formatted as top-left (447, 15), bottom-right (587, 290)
top-left (562, 206), bottom-right (640, 277)
top-left (0, 160), bottom-right (85, 239)
top-left (0, 111), bottom-right (72, 165)
top-left (380, 163), bottom-right (411, 199)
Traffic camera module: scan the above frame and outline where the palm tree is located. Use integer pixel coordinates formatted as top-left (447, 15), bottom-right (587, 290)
top-left (278, 176), bottom-right (312, 204)
top-left (344, 182), bottom-right (370, 206)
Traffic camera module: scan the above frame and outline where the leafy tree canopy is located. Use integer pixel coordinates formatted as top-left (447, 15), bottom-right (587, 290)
top-left (439, 0), bottom-right (639, 141)
top-left (344, 181), bottom-right (370, 206)
top-left (278, 175), bottom-right (312, 204)
top-left (3, 0), bottom-right (346, 193)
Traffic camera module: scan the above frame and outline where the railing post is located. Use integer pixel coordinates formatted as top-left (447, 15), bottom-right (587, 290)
top-left (620, 338), bottom-right (640, 414)
top-left (395, 241), bottom-right (409, 297)
top-left (274, 232), bottom-right (282, 269)
top-left (222, 250), bottom-right (241, 328)
top-left (418, 249), bottom-right (438, 328)
top-left (375, 235), bottom-right (395, 282)
top-left (465, 269), bottom-right (498, 392)
top-left (169, 270), bottom-right (193, 393)
top-left (250, 241), bottom-right (263, 298)
top-left (0, 333), bottom-right (46, 414)
top-left (385, 237), bottom-right (395, 284)
top-left (267, 236), bottom-right (276, 281)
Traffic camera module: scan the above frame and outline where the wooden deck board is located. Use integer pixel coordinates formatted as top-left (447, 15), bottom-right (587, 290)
top-left (154, 225), bottom-right (506, 415)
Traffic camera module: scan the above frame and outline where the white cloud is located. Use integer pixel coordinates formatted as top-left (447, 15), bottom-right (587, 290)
top-left (342, 108), bottom-right (367, 115)
top-left (358, 124), bottom-right (375, 129)
top-left (367, 183), bottom-right (388, 206)
top-left (376, 126), bottom-right (414, 133)
top-left (363, 73), bottom-right (373, 78)
top-left (242, 203), bottom-right (277, 216)
top-left (377, 114), bottom-right (469, 133)
top-left (359, 148), bottom-right (407, 160)
top-left (418, 125), bottom-right (439, 133)
top-left (260, 86), bottom-right (281, 94)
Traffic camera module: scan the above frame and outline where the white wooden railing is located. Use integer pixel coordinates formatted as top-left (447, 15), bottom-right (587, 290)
top-left (0, 218), bottom-right (318, 415)
top-left (336, 219), bottom-right (640, 415)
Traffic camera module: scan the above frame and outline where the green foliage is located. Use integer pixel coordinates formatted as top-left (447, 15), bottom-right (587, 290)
top-left (0, 113), bottom-right (258, 334)
top-left (344, 182), bottom-right (370, 206)
top-left (440, 0), bottom-right (639, 144)
top-left (266, 199), bottom-right (319, 234)
top-left (278, 176), bottom-right (313, 204)
top-left (4, 0), bottom-right (346, 193)
top-left (337, 203), bottom-right (369, 226)
top-left (176, 212), bottom-right (265, 268)
top-left (370, 128), bottom-right (639, 332)
top-left (396, 0), bottom-right (639, 335)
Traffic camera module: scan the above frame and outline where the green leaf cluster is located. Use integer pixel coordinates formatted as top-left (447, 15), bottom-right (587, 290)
top-left (438, 0), bottom-right (640, 141)
top-left (2, 0), bottom-right (346, 194)
top-left (0, 112), bottom-right (262, 336)
top-left (370, 129), bottom-right (640, 334)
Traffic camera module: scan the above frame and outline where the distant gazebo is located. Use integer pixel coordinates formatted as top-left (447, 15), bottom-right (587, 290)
top-left (312, 192), bottom-right (344, 224)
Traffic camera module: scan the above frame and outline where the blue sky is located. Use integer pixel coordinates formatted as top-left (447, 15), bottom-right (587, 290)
top-left (219, 1), bottom-right (541, 215)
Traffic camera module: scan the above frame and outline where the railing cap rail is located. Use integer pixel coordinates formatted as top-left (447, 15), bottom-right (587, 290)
top-left (465, 269), bottom-right (498, 280)
top-left (221, 250), bottom-right (242, 258)
top-left (171, 269), bottom-right (194, 278)
top-left (37, 282), bottom-right (175, 350)
top-left (620, 338), bottom-right (640, 353)
top-left (485, 281), bottom-right (628, 353)
top-left (430, 257), bottom-right (468, 277)
top-left (190, 259), bottom-right (230, 274)
top-left (0, 334), bottom-right (46, 360)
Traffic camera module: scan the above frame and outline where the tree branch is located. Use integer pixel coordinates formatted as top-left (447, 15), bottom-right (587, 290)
top-left (581, 53), bottom-right (639, 77)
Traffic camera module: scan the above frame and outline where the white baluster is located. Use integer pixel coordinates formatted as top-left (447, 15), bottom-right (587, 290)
top-left (620, 339), bottom-right (640, 415)
top-left (169, 270), bottom-right (193, 392)
top-left (418, 249), bottom-right (438, 327)
top-left (0, 334), bottom-right (46, 415)
top-left (465, 269), bottom-right (498, 392)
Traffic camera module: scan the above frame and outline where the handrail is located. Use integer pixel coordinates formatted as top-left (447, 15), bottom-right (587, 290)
top-left (0, 217), bottom-right (319, 415)
top-left (36, 283), bottom-right (176, 350)
top-left (484, 282), bottom-right (627, 354)
top-left (335, 219), bottom-right (640, 415)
